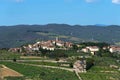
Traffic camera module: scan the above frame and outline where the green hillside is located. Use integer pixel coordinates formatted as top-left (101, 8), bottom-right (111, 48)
top-left (0, 24), bottom-right (120, 48)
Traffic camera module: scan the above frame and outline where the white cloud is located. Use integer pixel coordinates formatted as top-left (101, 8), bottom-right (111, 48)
top-left (112, 0), bottom-right (120, 4)
top-left (85, 0), bottom-right (96, 3)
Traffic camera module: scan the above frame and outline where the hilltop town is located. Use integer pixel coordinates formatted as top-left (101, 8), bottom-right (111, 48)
top-left (0, 38), bottom-right (120, 80)
top-left (9, 37), bottom-right (72, 54)
top-left (9, 37), bottom-right (120, 56)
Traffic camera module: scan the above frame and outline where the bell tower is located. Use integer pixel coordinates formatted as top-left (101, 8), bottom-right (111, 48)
top-left (56, 37), bottom-right (59, 41)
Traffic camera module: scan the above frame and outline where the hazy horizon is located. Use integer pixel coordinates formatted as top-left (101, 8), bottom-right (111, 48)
top-left (0, 23), bottom-right (119, 26)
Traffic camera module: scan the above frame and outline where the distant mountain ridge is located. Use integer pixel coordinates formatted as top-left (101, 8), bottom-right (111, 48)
top-left (95, 24), bottom-right (108, 27)
top-left (0, 24), bottom-right (120, 48)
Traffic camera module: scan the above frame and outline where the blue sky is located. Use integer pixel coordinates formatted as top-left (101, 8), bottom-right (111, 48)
top-left (0, 0), bottom-right (120, 25)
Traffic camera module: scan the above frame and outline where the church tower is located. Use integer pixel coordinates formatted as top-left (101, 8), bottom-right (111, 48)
top-left (56, 37), bottom-right (59, 41)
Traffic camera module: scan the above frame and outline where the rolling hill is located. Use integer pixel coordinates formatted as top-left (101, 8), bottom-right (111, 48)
top-left (0, 24), bottom-right (120, 48)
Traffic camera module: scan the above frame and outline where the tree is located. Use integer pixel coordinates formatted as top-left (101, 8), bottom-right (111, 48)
top-left (40, 72), bottom-right (46, 76)
top-left (55, 58), bottom-right (59, 61)
top-left (69, 63), bottom-right (73, 68)
top-left (72, 44), bottom-right (78, 50)
top-left (13, 58), bottom-right (16, 62)
top-left (47, 50), bottom-right (68, 58)
top-left (39, 48), bottom-right (51, 57)
top-left (86, 58), bottom-right (94, 70)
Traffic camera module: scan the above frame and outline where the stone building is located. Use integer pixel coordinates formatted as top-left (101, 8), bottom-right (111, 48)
top-left (73, 60), bottom-right (86, 73)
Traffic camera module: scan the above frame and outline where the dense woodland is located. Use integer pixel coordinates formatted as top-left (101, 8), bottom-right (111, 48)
top-left (1, 24), bottom-right (120, 48)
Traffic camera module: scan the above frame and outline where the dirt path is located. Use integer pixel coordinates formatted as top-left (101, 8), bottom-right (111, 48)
top-left (74, 71), bottom-right (83, 80)
top-left (18, 63), bottom-right (83, 80)
top-left (20, 56), bottom-right (43, 59)
top-left (1, 59), bottom-right (66, 63)
top-left (18, 62), bottom-right (74, 72)
top-left (0, 65), bottom-right (23, 79)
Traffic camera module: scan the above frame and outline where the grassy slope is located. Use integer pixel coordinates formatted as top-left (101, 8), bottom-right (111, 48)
top-left (20, 61), bottom-right (59, 66)
top-left (0, 50), bottom-right (20, 60)
top-left (80, 57), bottom-right (120, 80)
top-left (0, 62), bottom-right (78, 80)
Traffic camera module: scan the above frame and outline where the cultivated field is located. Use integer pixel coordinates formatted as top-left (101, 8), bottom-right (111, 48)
top-left (0, 65), bottom-right (23, 79)
top-left (0, 62), bottom-right (78, 80)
